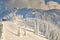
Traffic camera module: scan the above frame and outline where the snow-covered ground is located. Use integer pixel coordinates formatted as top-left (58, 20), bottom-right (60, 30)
top-left (2, 21), bottom-right (48, 40)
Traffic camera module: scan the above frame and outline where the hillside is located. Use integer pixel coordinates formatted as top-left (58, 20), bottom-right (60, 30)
top-left (0, 8), bottom-right (60, 40)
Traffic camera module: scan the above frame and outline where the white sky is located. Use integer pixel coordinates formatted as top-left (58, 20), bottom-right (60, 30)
top-left (5, 0), bottom-right (44, 8)
top-left (5, 0), bottom-right (60, 10)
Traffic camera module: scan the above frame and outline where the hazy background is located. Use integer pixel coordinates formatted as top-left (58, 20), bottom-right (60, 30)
top-left (0, 0), bottom-right (60, 9)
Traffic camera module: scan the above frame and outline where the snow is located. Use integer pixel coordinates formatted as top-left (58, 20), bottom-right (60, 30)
top-left (2, 21), bottom-right (48, 40)
top-left (1, 8), bottom-right (60, 40)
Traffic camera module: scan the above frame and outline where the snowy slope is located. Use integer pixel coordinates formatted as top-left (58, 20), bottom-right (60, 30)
top-left (0, 8), bottom-right (60, 40)
top-left (2, 20), bottom-right (48, 40)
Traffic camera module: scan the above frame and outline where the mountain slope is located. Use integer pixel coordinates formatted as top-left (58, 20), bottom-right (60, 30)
top-left (1, 8), bottom-right (60, 40)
